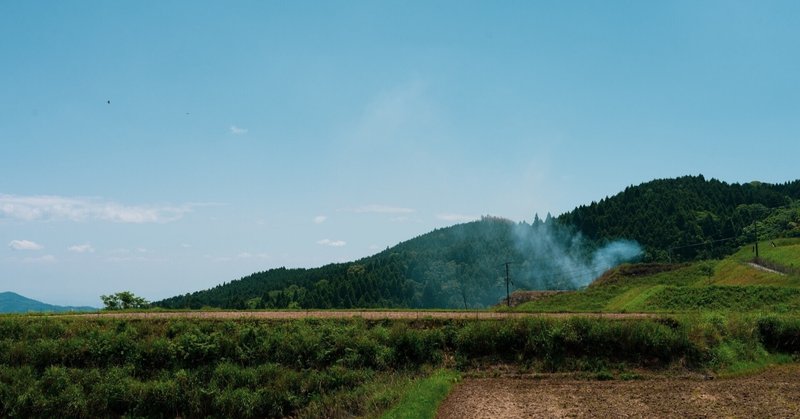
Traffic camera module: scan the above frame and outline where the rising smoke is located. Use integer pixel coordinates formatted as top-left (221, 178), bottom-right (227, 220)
top-left (512, 217), bottom-right (643, 289)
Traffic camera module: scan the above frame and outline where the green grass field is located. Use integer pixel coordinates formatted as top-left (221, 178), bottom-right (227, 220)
top-left (517, 240), bottom-right (800, 313)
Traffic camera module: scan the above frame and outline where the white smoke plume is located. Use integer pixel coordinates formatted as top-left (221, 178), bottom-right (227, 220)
top-left (512, 217), bottom-right (643, 288)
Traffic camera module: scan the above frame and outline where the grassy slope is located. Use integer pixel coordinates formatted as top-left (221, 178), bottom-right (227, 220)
top-left (517, 239), bottom-right (800, 313)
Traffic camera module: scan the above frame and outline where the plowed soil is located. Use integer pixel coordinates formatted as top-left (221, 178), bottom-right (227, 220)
top-left (438, 365), bottom-right (800, 418)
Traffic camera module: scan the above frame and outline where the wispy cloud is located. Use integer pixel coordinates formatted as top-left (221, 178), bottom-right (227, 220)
top-left (67, 244), bottom-right (95, 253)
top-left (22, 254), bottom-right (56, 263)
top-left (8, 239), bottom-right (43, 250)
top-left (353, 80), bottom-right (437, 145)
top-left (205, 251), bottom-right (271, 262)
top-left (106, 256), bottom-right (149, 262)
top-left (230, 125), bottom-right (248, 135)
top-left (105, 248), bottom-right (163, 263)
top-left (0, 194), bottom-right (197, 223)
top-left (353, 205), bottom-right (415, 214)
top-left (437, 213), bottom-right (479, 223)
top-left (313, 215), bottom-right (328, 224)
top-left (238, 252), bottom-right (270, 259)
top-left (317, 239), bottom-right (346, 247)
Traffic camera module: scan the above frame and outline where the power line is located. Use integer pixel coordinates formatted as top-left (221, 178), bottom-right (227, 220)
top-left (668, 235), bottom-right (738, 251)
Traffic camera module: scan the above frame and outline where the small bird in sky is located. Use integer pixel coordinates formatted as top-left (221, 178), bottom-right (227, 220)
top-left (107, 100), bottom-right (111, 104)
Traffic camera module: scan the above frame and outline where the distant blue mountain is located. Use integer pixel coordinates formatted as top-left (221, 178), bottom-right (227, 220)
top-left (0, 292), bottom-right (97, 313)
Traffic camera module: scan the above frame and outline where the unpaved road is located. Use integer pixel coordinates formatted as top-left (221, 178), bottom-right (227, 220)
top-left (747, 262), bottom-right (786, 276)
top-left (438, 365), bottom-right (800, 418)
top-left (62, 310), bottom-right (657, 320)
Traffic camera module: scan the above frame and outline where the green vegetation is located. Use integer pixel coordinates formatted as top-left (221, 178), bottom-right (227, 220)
top-left (518, 239), bottom-right (800, 313)
top-left (381, 369), bottom-right (459, 419)
top-left (1, 315), bottom-right (799, 417)
top-left (156, 216), bottom-right (629, 310)
top-left (559, 175), bottom-right (800, 260)
top-left (518, 262), bottom-right (716, 312)
top-left (100, 291), bottom-right (149, 310)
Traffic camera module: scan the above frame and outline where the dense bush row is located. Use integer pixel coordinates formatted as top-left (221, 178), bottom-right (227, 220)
top-left (0, 315), bottom-right (798, 417)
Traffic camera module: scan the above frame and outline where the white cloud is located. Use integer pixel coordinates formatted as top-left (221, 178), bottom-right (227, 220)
top-left (22, 254), bottom-right (56, 263)
top-left (353, 205), bottom-right (415, 214)
top-left (317, 239), bottom-right (346, 247)
top-left (313, 215), bottom-right (328, 224)
top-left (67, 244), bottom-right (95, 253)
top-left (9, 239), bottom-right (43, 250)
top-left (0, 194), bottom-right (196, 223)
top-left (230, 125), bottom-right (248, 135)
top-left (437, 213), bottom-right (479, 223)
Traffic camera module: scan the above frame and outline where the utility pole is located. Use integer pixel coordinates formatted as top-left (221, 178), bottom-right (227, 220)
top-left (505, 262), bottom-right (511, 307)
top-left (754, 220), bottom-right (759, 259)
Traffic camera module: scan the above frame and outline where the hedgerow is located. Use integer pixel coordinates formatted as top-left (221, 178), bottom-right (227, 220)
top-left (0, 315), bottom-right (797, 417)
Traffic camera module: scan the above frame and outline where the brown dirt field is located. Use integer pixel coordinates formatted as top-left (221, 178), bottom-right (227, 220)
top-left (437, 365), bottom-right (800, 419)
top-left (61, 310), bottom-right (658, 320)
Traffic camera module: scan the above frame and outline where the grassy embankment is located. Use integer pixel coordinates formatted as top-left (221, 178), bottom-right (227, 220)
top-left (517, 239), bottom-right (800, 313)
top-left (1, 314), bottom-right (800, 418)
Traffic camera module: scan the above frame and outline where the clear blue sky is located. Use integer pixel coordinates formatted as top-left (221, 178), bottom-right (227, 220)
top-left (2, 1), bottom-right (798, 306)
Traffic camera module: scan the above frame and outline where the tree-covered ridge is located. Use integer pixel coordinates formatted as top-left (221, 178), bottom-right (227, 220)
top-left (558, 175), bottom-right (800, 261)
top-left (156, 217), bottom-right (639, 310)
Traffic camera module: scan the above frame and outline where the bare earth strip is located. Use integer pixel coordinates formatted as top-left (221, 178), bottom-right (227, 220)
top-left (437, 365), bottom-right (800, 419)
top-left (60, 311), bottom-right (658, 320)
top-left (747, 262), bottom-right (786, 276)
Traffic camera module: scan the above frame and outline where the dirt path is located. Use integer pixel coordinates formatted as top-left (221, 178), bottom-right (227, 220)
top-left (438, 365), bottom-right (800, 418)
top-left (59, 310), bottom-right (658, 320)
top-left (747, 262), bottom-right (786, 276)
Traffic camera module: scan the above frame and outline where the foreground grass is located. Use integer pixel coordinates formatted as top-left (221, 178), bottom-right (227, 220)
top-left (381, 369), bottom-right (460, 419)
top-left (1, 315), bottom-right (799, 417)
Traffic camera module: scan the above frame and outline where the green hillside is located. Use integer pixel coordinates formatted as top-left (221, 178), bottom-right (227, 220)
top-left (155, 176), bottom-right (800, 310)
top-left (559, 175), bottom-right (800, 261)
top-left (156, 217), bottom-right (642, 309)
top-left (0, 292), bottom-right (96, 313)
top-left (517, 239), bottom-right (800, 313)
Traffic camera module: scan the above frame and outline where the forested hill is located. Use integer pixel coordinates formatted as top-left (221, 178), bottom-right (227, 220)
top-left (0, 292), bottom-right (96, 313)
top-left (155, 175), bottom-right (800, 310)
top-left (155, 217), bottom-right (641, 310)
top-left (558, 175), bottom-right (800, 261)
